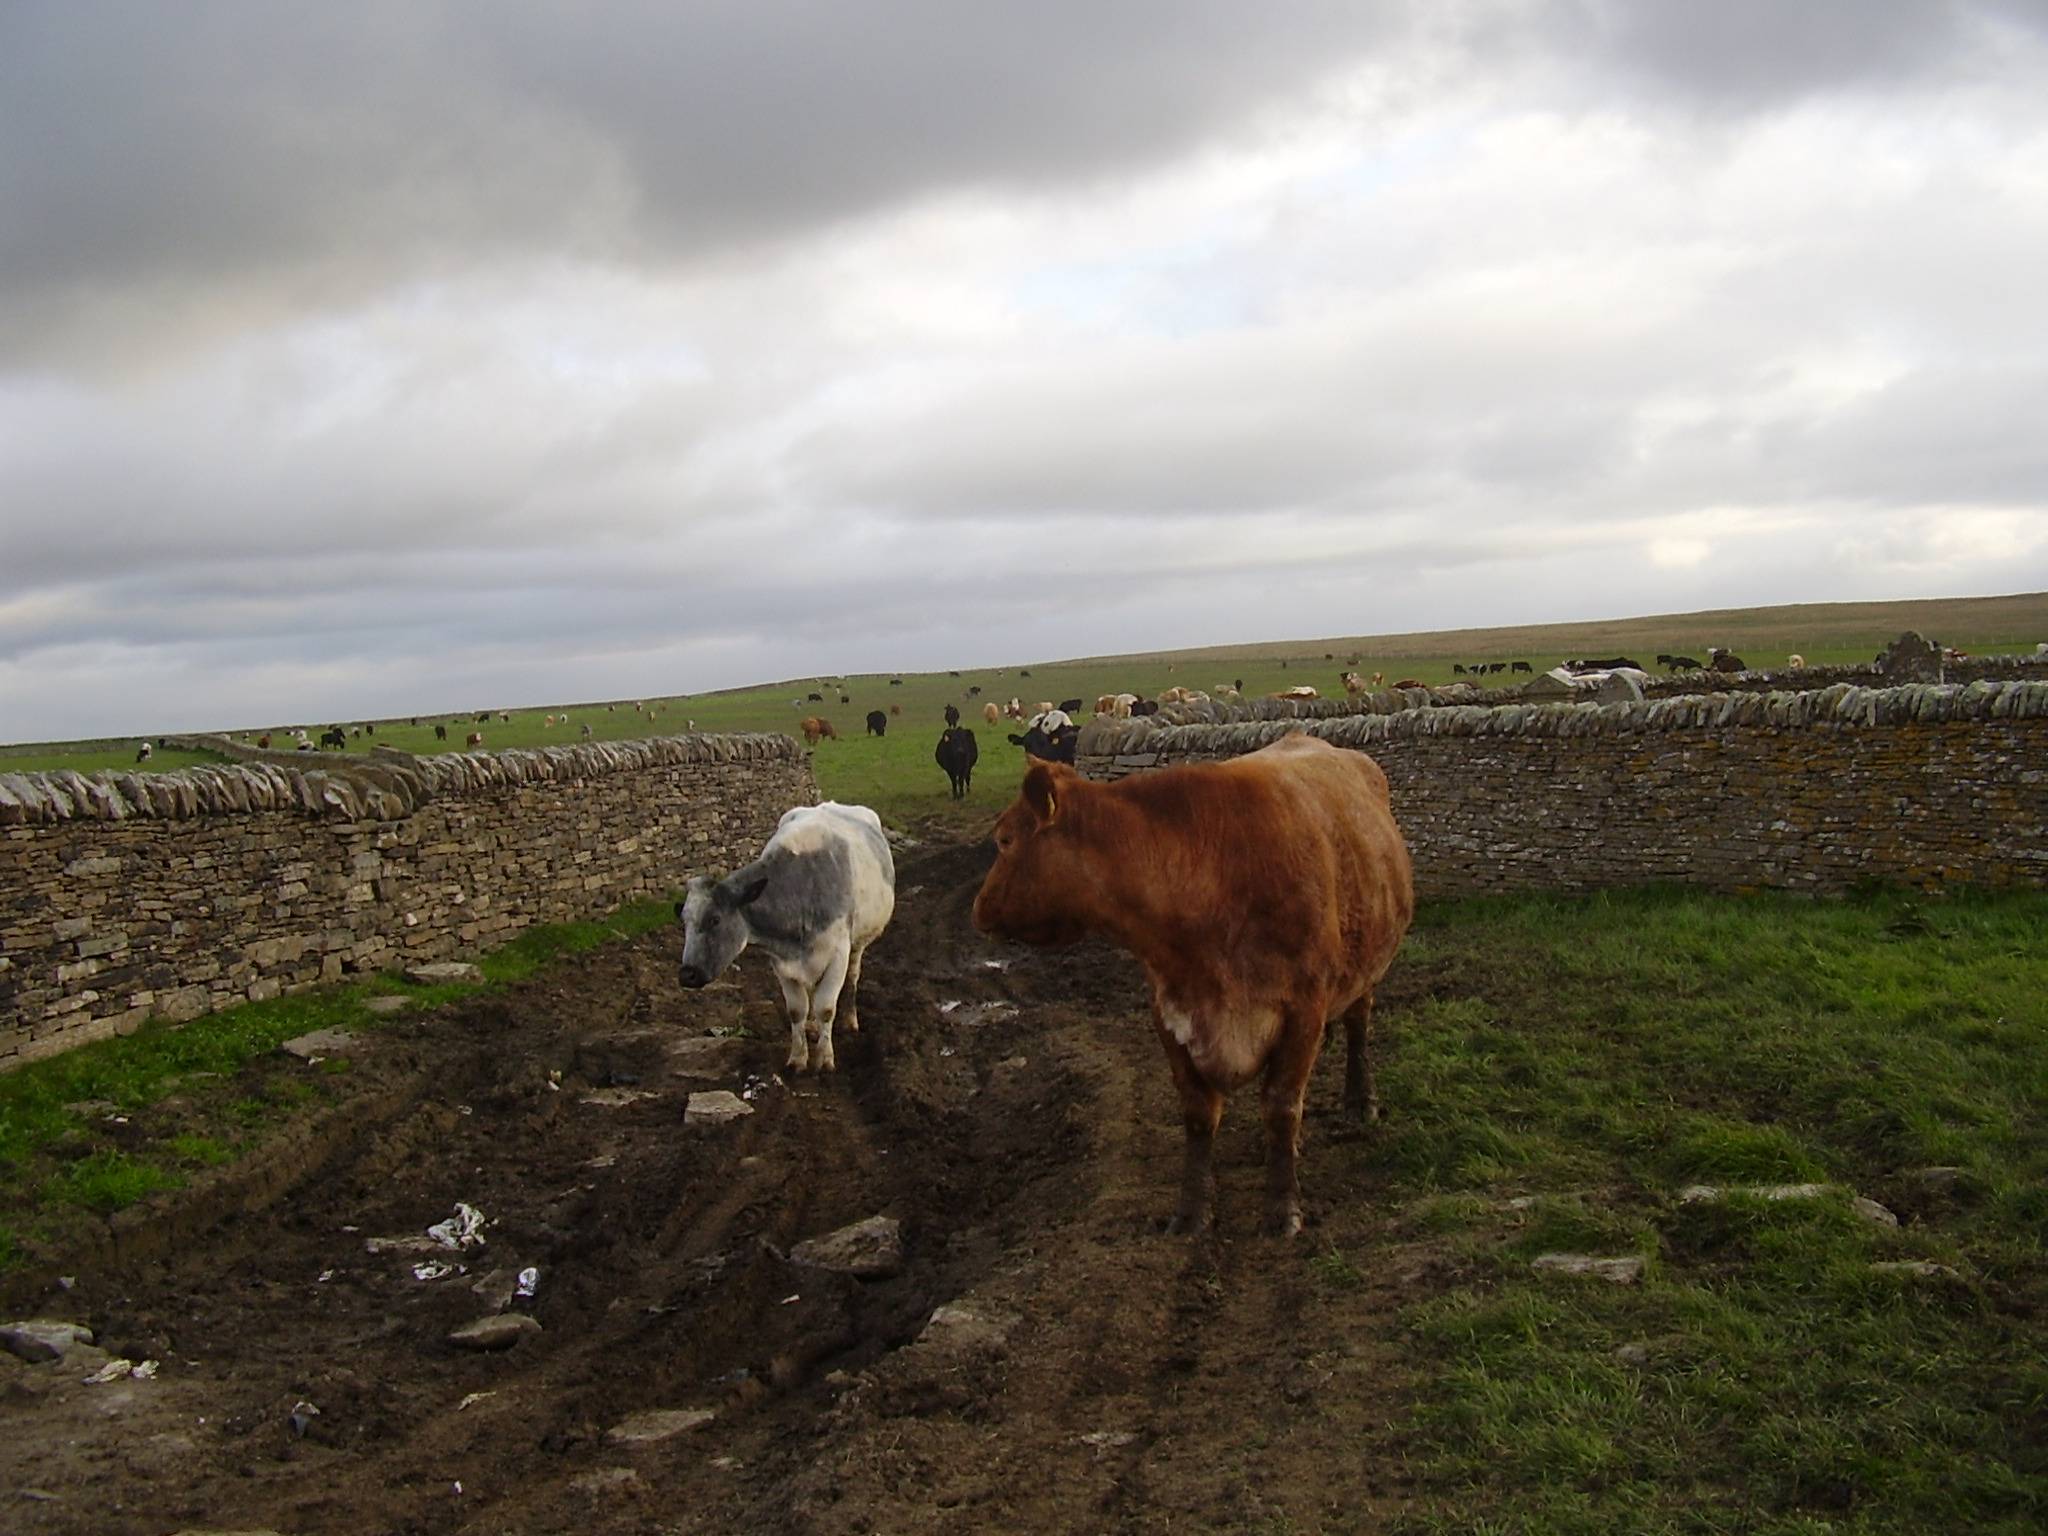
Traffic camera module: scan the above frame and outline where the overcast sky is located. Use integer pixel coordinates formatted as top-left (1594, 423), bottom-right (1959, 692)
top-left (5, 1), bottom-right (2048, 740)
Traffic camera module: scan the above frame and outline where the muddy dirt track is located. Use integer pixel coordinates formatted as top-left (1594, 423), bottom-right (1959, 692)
top-left (1, 832), bottom-right (1437, 1535)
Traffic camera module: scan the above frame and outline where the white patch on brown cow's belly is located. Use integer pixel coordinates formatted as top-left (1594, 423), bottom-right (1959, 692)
top-left (1159, 1002), bottom-right (1278, 1088)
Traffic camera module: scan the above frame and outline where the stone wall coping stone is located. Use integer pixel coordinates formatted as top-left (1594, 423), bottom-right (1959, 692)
top-left (0, 731), bottom-right (805, 827)
top-left (1077, 679), bottom-right (2048, 762)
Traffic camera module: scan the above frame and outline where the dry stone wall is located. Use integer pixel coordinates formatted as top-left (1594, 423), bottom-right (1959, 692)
top-left (0, 734), bottom-right (816, 1069)
top-left (1080, 681), bottom-right (2048, 899)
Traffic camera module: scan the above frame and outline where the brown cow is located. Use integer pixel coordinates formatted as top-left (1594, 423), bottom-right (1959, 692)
top-left (465, 731), bottom-right (484, 748)
top-left (973, 734), bottom-right (1412, 1236)
top-left (800, 716), bottom-right (838, 746)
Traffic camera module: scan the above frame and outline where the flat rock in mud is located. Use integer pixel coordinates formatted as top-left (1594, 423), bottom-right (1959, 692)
top-left (2, 1320), bottom-right (96, 1362)
top-left (668, 1035), bottom-right (751, 1078)
top-left (447, 1313), bottom-right (542, 1350)
top-left (406, 961), bottom-right (484, 985)
top-left (606, 1407), bottom-right (716, 1444)
top-left (362, 995), bottom-right (413, 1015)
top-left (790, 1215), bottom-right (903, 1278)
top-left (279, 1028), bottom-right (355, 1060)
top-left (685, 1090), bottom-right (753, 1125)
top-left (581, 1087), bottom-right (657, 1107)
top-left (918, 1301), bottom-right (1017, 1353)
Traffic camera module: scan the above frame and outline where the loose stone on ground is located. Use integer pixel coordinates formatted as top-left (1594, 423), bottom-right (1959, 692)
top-left (790, 1216), bottom-right (903, 1279)
top-left (685, 1090), bottom-right (753, 1126)
top-left (2, 1319), bottom-right (96, 1363)
top-left (1531, 1253), bottom-right (1645, 1283)
top-left (406, 961), bottom-right (485, 985)
top-left (279, 1028), bottom-right (355, 1061)
top-left (605, 1408), bottom-right (716, 1444)
top-left (447, 1314), bottom-right (542, 1350)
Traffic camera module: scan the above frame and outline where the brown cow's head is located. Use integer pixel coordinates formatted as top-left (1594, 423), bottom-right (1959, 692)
top-left (972, 759), bottom-right (1092, 947)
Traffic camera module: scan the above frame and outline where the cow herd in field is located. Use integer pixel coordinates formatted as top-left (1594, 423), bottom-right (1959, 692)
top-left (677, 732), bottom-right (1413, 1238)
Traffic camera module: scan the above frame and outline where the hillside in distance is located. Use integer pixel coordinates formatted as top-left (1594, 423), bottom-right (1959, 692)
top-left (1059, 591), bottom-right (2048, 672)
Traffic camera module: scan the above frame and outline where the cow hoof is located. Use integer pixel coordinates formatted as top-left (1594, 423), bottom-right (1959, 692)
top-left (1261, 1208), bottom-right (1304, 1238)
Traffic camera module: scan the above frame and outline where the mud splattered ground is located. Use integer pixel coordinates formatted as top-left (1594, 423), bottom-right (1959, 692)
top-left (1, 833), bottom-right (1433, 1535)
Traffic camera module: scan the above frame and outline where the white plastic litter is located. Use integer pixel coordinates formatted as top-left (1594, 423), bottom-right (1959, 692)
top-left (427, 1202), bottom-right (489, 1249)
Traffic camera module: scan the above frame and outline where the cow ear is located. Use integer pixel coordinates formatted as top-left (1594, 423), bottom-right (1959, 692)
top-left (1021, 760), bottom-right (1060, 826)
top-left (731, 870), bottom-right (771, 906)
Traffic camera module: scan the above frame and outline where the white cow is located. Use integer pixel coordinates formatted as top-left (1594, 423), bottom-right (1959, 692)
top-left (676, 803), bottom-right (896, 1073)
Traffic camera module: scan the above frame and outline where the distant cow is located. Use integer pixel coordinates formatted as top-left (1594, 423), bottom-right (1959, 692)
top-left (1566, 656), bottom-right (1645, 675)
top-left (936, 726), bottom-right (979, 799)
top-left (1665, 655), bottom-right (1704, 672)
top-left (1708, 647), bottom-right (1745, 673)
top-left (944, 703), bottom-right (961, 728)
top-left (319, 727), bottom-right (347, 750)
top-left (1510, 661), bottom-right (1533, 674)
top-left (1059, 698), bottom-right (1083, 714)
top-left (984, 701), bottom-right (1003, 725)
top-left (1272, 685), bottom-right (1320, 700)
top-left (808, 692), bottom-right (824, 702)
top-left (434, 724), bottom-right (448, 740)
top-left (974, 735), bottom-right (1413, 1236)
top-left (134, 743), bottom-right (152, 762)
top-left (866, 710), bottom-right (888, 738)
top-left (800, 717), bottom-right (838, 746)
top-left (678, 803), bottom-right (895, 1074)
top-left (466, 732), bottom-right (484, 748)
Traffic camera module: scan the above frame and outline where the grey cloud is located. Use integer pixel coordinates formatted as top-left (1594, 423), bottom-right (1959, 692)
top-left (1545, 0), bottom-right (2048, 106)
top-left (0, 0), bottom-right (1405, 365)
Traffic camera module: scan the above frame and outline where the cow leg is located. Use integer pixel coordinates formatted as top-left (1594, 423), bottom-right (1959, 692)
top-left (1339, 991), bottom-right (1381, 1125)
top-left (803, 945), bottom-right (854, 1073)
top-left (1153, 1017), bottom-right (1225, 1235)
top-left (839, 941), bottom-right (870, 1034)
top-left (774, 969), bottom-right (815, 1072)
top-left (1258, 1011), bottom-right (1325, 1237)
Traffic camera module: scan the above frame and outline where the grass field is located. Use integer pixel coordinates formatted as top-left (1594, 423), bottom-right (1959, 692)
top-left (10, 593), bottom-right (2047, 830)
top-left (1358, 884), bottom-right (2048, 1534)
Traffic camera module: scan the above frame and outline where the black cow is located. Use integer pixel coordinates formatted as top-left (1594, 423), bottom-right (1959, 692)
top-left (808, 691), bottom-right (823, 702)
top-left (1006, 721), bottom-right (1079, 764)
top-left (435, 724), bottom-right (448, 740)
top-left (936, 727), bottom-right (978, 799)
top-left (1666, 655), bottom-right (1704, 671)
top-left (944, 702), bottom-right (961, 728)
top-left (1708, 648), bottom-right (1745, 673)
top-left (1059, 698), bottom-right (1084, 714)
top-left (1131, 699), bottom-right (1160, 716)
top-left (319, 727), bottom-right (347, 750)
top-left (866, 710), bottom-right (888, 737)
top-left (1452, 664), bottom-right (1467, 675)
top-left (1565, 656), bottom-right (1644, 674)
top-left (1510, 661), bottom-right (1533, 674)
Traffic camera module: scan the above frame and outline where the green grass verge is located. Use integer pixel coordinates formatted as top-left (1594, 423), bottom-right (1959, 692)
top-left (0, 897), bottom-right (678, 1275)
top-left (1344, 884), bottom-right (2048, 1534)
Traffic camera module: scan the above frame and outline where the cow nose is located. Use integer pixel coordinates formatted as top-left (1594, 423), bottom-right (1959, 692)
top-left (678, 964), bottom-right (709, 989)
